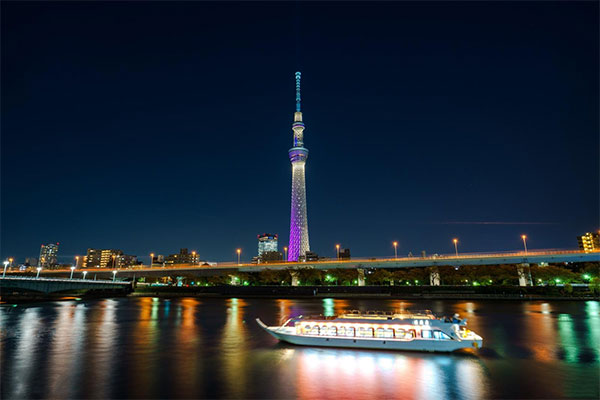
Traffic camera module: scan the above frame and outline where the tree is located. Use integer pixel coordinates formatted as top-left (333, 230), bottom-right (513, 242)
top-left (369, 269), bottom-right (392, 285)
top-left (589, 277), bottom-right (600, 295)
top-left (531, 265), bottom-right (578, 284)
top-left (296, 268), bottom-right (322, 285)
top-left (259, 269), bottom-right (283, 285)
top-left (331, 269), bottom-right (357, 285)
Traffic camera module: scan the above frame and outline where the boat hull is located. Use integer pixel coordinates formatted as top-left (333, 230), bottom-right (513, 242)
top-left (256, 319), bottom-right (482, 353)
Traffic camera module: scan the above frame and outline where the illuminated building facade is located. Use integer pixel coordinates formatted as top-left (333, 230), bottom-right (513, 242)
top-left (288, 72), bottom-right (310, 261)
top-left (577, 232), bottom-right (600, 252)
top-left (258, 233), bottom-right (278, 256)
top-left (38, 243), bottom-right (59, 268)
top-left (165, 248), bottom-right (199, 265)
top-left (84, 248), bottom-right (123, 268)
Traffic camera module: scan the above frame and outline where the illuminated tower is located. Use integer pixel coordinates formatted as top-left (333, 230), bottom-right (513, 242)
top-left (288, 72), bottom-right (310, 261)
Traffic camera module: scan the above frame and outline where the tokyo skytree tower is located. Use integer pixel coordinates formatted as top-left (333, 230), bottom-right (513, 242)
top-left (287, 71), bottom-right (310, 261)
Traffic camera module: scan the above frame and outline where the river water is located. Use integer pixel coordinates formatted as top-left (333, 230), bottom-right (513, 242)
top-left (1, 298), bottom-right (598, 399)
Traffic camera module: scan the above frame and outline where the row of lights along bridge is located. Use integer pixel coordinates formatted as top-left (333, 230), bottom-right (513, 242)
top-left (1, 235), bottom-right (532, 279)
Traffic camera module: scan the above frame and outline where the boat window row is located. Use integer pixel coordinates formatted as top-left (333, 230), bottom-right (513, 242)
top-left (298, 325), bottom-right (451, 340)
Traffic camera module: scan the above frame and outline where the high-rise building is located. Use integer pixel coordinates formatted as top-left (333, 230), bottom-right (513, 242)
top-left (288, 72), bottom-right (310, 261)
top-left (117, 254), bottom-right (139, 268)
top-left (84, 249), bottom-right (123, 268)
top-left (165, 248), bottom-right (199, 265)
top-left (578, 232), bottom-right (600, 252)
top-left (38, 243), bottom-right (59, 268)
top-left (258, 233), bottom-right (278, 256)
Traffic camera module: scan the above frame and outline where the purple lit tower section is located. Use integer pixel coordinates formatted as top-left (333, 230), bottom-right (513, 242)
top-left (288, 72), bottom-right (310, 261)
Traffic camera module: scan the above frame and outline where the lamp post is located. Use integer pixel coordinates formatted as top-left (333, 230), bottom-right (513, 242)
top-left (36, 267), bottom-right (42, 279)
top-left (393, 241), bottom-right (398, 259)
top-left (283, 247), bottom-right (288, 261)
top-left (8, 258), bottom-right (13, 267)
top-left (70, 266), bottom-right (76, 280)
top-left (112, 254), bottom-right (117, 269)
top-left (453, 238), bottom-right (459, 257)
top-left (2, 261), bottom-right (8, 278)
top-left (75, 256), bottom-right (79, 269)
top-left (336, 244), bottom-right (340, 260)
top-left (112, 270), bottom-right (117, 282)
top-left (521, 235), bottom-right (528, 254)
top-left (82, 271), bottom-right (88, 280)
top-left (150, 253), bottom-right (154, 267)
top-left (236, 249), bottom-right (241, 265)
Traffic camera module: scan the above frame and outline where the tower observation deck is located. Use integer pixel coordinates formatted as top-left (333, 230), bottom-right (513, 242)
top-left (288, 72), bottom-right (310, 261)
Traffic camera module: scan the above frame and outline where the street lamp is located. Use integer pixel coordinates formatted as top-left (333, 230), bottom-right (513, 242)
top-left (112, 254), bottom-right (117, 269)
top-left (284, 247), bottom-right (288, 261)
top-left (8, 258), bottom-right (13, 267)
top-left (112, 270), bottom-right (117, 282)
top-left (453, 238), bottom-right (459, 257)
top-left (336, 244), bottom-right (340, 260)
top-left (521, 235), bottom-right (528, 254)
top-left (2, 260), bottom-right (8, 278)
top-left (393, 241), bottom-right (398, 259)
top-left (70, 266), bottom-right (76, 279)
top-left (36, 267), bottom-right (42, 279)
top-left (236, 248), bottom-right (241, 265)
top-left (150, 253), bottom-right (154, 267)
top-left (82, 271), bottom-right (88, 280)
top-left (75, 256), bottom-right (79, 268)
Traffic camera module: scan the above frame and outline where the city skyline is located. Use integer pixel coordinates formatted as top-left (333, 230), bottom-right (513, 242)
top-left (1, 2), bottom-right (598, 262)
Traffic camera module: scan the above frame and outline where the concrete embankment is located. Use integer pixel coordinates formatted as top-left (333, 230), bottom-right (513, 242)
top-left (130, 285), bottom-right (599, 301)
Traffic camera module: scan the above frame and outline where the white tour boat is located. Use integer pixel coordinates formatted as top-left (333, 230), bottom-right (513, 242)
top-left (256, 310), bottom-right (483, 352)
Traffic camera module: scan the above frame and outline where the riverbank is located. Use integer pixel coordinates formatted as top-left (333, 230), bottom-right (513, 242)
top-left (2, 285), bottom-right (597, 303)
top-left (130, 284), bottom-right (599, 301)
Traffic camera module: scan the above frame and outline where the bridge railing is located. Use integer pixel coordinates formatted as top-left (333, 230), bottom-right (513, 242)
top-left (24, 249), bottom-right (599, 272)
top-left (0, 276), bottom-right (129, 284)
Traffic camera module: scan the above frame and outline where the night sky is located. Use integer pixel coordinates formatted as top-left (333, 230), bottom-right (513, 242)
top-left (2, 2), bottom-right (598, 263)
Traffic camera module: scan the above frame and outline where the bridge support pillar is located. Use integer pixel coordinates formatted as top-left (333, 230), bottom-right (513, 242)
top-left (357, 269), bottom-right (365, 286)
top-left (290, 271), bottom-right (300, 287)
top-left (517, 263), bottom-right (532, 287)
top-left (430, 267), bottom-right (441, 286)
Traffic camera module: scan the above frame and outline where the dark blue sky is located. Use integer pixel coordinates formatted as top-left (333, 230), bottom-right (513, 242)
top-left (2, 2), bottom-right (598, 263)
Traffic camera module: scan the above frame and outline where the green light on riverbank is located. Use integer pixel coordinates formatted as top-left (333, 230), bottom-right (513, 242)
top-left (583, 274), bottom-right (591, 280)
top-left (555, 278), bottom-right (561, 283)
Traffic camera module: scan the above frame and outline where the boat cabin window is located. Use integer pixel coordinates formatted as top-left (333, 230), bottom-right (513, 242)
top-left (319, 325), bottom-right (329, 336)
top-left (310, 326), bottom-right (319, 335)
top-left (375, 328), bottom-right (394, 338)
top-left (327, 326), bottom-right (337, 336)
top-left (421, 330), bottom-right (433, 339)
top-left (357, 327), bottom-right (374, 338)
top-left (345, 327), bottom-right (355, 337)
top-left (433, 330), bottom-right (451, 340)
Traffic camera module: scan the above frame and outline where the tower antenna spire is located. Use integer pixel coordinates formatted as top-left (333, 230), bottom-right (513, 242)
top-left (295, 71), bottom-right (301, 112)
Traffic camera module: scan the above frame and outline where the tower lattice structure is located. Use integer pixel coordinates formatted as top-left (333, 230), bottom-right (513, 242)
top-left (288, 71), bottom-right (310, 261)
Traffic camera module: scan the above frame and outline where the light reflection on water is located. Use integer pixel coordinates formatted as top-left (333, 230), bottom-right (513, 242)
top-left (288, 347), bottom-right (486, 400)
top-left (0, 298), bottom-right (598, 399)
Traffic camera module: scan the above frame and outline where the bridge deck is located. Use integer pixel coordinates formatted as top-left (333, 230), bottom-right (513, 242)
top-left (0, 276), bottom-right (132, 294)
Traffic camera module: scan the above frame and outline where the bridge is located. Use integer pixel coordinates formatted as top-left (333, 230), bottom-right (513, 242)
top-left (0, 276), bottom-right (132, 295)
top-left (24, 249), bottom-right (599, 284)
